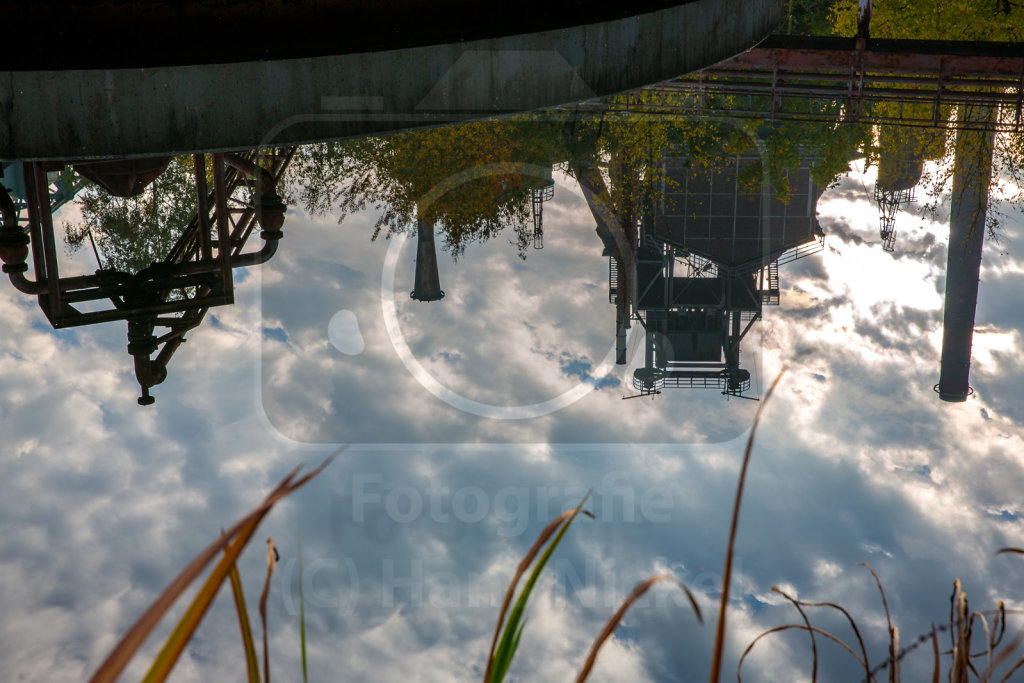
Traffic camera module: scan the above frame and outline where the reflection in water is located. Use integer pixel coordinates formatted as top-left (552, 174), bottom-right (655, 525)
top-left (249, 110), bottom-right (898, 442)
top-left (410, 219), bottom-right (445, 302)
top-left (64, 156), bottom-right (200, 275)
top-left (3, 6), bottom-right (1024, 681)
top-left (2, 102), bottom-right (1014, 412)
top-left (0, 150), bottom-right (293, 404)
top-left (625, 154), bottom-right (826, 399)
top-left (529, 169), bottom-right (556, 249)
top-left (937, 107), bottom-right (998, 402)
top-left (873, 125), bottom-right (943, 252)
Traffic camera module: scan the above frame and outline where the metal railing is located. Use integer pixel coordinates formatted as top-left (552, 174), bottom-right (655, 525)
top-left (633, 370), bottom-right (751, 393)
top-left (567, 36), bottom-right (1024, 133)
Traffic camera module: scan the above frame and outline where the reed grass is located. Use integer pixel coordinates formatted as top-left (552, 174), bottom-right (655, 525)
top-left (485, 495), bottom-right (593, 683)
top-left (88, 452), bottom-right (338, 683)
top-left (89, 367), bottom-right (1024, 682)
top-left (483, 360), bottom-right (1024, 682)
top-left (259, 537), bottom-right (278, 683)
top-left (736, 556), bottom-right (1024, 682)
top-left (298, 534), bottom-right (309, 683)
top-left (225, 533), bottom-right (260, 683)
top-left (576, 575), bottom-right (702, 683)
top-left (708, 367), bottom-right (790, 683)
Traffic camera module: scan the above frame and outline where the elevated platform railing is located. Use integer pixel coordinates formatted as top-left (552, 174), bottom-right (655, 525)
top-left (570, 36), bottom-right (1024, 133)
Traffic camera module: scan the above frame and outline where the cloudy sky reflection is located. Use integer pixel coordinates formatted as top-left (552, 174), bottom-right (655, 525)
top-left (1, 139), bottom-right (1024, 683)
top-left (259, 169), bottom-right (759, 445)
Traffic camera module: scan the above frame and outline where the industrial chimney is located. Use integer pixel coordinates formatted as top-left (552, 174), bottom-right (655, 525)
top-left (936, 107), bottom-right (995, 402)
top-left (411, 217), bottom-right (444, 302)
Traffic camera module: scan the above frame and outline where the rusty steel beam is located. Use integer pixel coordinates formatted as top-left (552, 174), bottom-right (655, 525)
top-left (194, 154), bottom-right (212, 262)
top-left (601, 35), bottom-right (1024, 133)
top-left (211, 153), bottom-right (235, 304)
top-left (721, 36), bottom-right (1024, 79)
top-left (32, 163), bottom-right (62, 321)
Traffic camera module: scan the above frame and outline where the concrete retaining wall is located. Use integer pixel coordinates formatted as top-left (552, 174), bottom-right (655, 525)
top-left (0, 0), bottom-right (783, 160)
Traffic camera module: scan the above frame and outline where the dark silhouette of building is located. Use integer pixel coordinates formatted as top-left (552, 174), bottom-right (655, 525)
top-left (612, 153), bottom-right (826, 398)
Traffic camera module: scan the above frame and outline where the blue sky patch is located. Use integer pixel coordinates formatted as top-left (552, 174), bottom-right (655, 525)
top-left (263, 326), bottom-right (288, 343)
top-left (559, 353), bottom-right (620, 390)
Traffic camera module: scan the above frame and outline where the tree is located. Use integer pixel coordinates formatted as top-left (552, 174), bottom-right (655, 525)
top-left (64, 156), bottom-right (198, 274)
top-left (831, 1), bottom-right (1024, 243)
top-left (831, 0), bottom-right (1023, 41)
top-left (288, 102), bottom-right (870, 261)
top-left (288, 118), bottom-right (566, 259)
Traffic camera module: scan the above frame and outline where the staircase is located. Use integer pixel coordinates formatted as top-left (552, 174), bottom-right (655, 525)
top-left (761, 259), bottom-right (780, 305)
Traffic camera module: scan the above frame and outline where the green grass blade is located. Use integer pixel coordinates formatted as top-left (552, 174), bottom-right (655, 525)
top-left (508, 620), bottom-right (527, 673)
top-left (485, 508), bottom-right (586, 681)
top-left (142, 524), bottom-right (259, 683)
top-left (490, 493), bottom-right (590, 683)
top-left (226, 546), bottom-right (261, 683)
top-left (493, 619), bottom-right (528, 683)
top-left (298, 535), bottom-right (308, 683)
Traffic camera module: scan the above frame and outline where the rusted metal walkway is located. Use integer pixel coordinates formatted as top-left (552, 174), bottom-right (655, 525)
top-left (586, 35), bottom-right (1024, 132)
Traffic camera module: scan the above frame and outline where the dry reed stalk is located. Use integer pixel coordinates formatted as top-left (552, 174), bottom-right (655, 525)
top-left (793, 598), bottom-right (873, 681)
top-left (738, 624), bottom-right (869, 681)
top-left (708, 367), bottom-right (789, 683)
top-left (952, 579), bottom-right (970, 683)
top-left (224, 530), bottom-right (260, 683)
top-left (89, 451), bottom-right (339, 683)
top-left (576, 575), bottom-right (702, 683)
top-left (889, 626), bottom-right (899, 683)
top-left (773, 587), bottom-right (818, 682)
top-left (260, 538), bottom-right (279, 683)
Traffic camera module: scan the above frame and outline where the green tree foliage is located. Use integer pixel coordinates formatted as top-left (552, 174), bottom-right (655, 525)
top-left (831, 0), bottom-right (1023, 41)
top-left (64, 156), bottom-right (198, 274)
top-left (831, 1), bottom-right (1024, 242)
top-left (915, 106), bottom-right (1023, 245)
top-left (287, 106), bottom-right (869, 261)
top-left (288, 118), bottom-right (565, 259)
top-left (781, 0), bottom-right (841, 35)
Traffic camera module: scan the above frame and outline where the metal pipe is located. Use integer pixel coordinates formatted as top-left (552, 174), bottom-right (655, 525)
top-left (7, 270), bottom-right (47, 294)
top-left (857, 0), bottom-right (872, 39)
top-left (21, 163), bottom-right (48, 288)
top-left (31, 163), bottom-right (63, 318)
top-left (231, 238), bottom-right (280, 268)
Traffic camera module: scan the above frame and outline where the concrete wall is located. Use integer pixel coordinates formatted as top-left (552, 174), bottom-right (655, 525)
top-left (0, 0), bottom-right (783, 160)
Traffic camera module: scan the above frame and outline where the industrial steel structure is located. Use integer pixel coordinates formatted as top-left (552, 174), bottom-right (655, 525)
top-left (609, 154), bottom-right (826, 399)
top-left (0, 149), bottom-right (294, 404)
